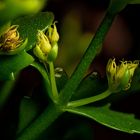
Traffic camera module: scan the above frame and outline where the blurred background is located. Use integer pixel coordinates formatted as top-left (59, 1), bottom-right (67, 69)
top-left (45, 0), bottom-right (140, 76)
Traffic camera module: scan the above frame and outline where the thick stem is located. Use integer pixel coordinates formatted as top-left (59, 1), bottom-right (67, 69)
top-left (49, 62), bottom-right (59, 101)
top-left (68, 89), bottom-right (111, 107)
top-left (16, 104), bottom-right (63, 140)
top-left (58, 12), bottom-right (116, 105)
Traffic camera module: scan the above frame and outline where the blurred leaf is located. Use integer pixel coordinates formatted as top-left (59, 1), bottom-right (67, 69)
top-left (13, 12), bottom-right (54, 50)
top-left (66, 104), bottom-right (140, 134)
top-left (71, 72), bottom-right (107, 101)
top-left (0, 51), bottom-right (34, 80)
top-left (17, 98), bottom-right (41, 134)
top-left (129, 67), bottom-right (140, 93)
top-left (0, 0), bottom-right (46, 21)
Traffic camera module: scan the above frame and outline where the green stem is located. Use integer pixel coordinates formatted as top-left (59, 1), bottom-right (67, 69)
top-left (16, 104), bottom-right (63, 140)
top-left (31, 62), bottom-right (52, 99)
top-left (58, 12), bottom-right (116, 105)
top-left (49, 62), bottom-right (59, 102)
top-left (68, 89), bottom-right (111, 107)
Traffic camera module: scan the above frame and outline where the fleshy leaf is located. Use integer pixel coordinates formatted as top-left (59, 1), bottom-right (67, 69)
top-left (0, 51), bottom-right (34, 80)
top-left (66, 104), bottom-right (140, 134)
top-left (12, 12), bottom-right (54, 50)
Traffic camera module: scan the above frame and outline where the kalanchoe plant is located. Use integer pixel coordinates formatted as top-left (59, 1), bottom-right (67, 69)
top-left (0, 0), bottom-right (140, 140)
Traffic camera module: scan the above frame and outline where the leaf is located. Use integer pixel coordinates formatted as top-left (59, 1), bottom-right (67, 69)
top-left (17, 98), bottom-right (41, 134)
top-left (12, 12), bottom-right (54, 50)
top-left (0, 0), bottom-right (46, 21)
top-left (71, 72), bottom-right (107, 101)
top-left (66, 104), bottom-right (140, 134)
top-left (129, 67), bottom-right (140, 93)
top-left (0, 51), bottom-right (34, 80)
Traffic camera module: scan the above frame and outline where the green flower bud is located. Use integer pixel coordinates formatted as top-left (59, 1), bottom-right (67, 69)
top-left (33, 30), bottom-right (52, 62)
top-left (48, 22), bottom-right (59, 43)
top-left (106, 58), bottom-right (139, 93)
top-left (34, 24), bottom-right (59, 63)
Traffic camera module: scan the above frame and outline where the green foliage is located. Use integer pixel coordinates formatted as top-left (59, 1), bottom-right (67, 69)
top-left (0, 0), bottom-right (46, 21)
top-left (66, 104), bottom-right (140, 134)
top-left (17, 98), bottom-right (41, 134)
top-left (0, 51), bottom-right (34, 80)
top-left (0, 0), bottom-right (140, 140)
top-left (13, 12), bottom-right (54, 50)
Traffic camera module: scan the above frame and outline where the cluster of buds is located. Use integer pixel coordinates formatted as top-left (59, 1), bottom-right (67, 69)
top-left (33, 22), bottom-right (59, 63)
top-left (0, 25), bottom-right (22, 51)
top-left (106, 58), bottom-right (139, 93)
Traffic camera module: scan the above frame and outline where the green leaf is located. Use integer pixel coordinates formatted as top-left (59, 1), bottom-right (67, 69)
top-left (66, 104), bottom-right (140, 134)
top-left (71, 72), bottom-right (107, 101)
top-left (12, 12), bottom-right (54, 50)
top-left (129, 67), bottom-right (140, 92)
top-left (0, 0), bottom-right (46, 21)
top-left (0, 51), bottom-right (34, 80)
top-left (17, 98), bottom-right (41, 134)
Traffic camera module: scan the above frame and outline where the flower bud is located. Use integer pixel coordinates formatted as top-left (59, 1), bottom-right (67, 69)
top-left (34, 23), bottom-right (59, 63)
top-left (33, 30), bottom-right (52, 62)
top-left (106, 59), bottom-right (139, 93)
top-left (48, 22), bottom-right (59, 43)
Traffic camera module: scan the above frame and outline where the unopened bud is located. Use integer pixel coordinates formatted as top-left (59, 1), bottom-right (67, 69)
top-left (48, 22), bottom-right (59, 43)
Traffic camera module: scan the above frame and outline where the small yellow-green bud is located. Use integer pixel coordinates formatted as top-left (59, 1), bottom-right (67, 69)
top-left (37, 30), bottom-right (51, 53)
top-left (106, 58), bottom-right (139, 93)
top-left (48, 22), bottom-right (59, 43)
top-left (33, 30), bottom-right (52, 62)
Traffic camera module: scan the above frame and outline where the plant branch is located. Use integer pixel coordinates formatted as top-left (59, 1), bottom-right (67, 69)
top-left (58, 12), bottom-right (116, 105)
top-left (67, 89), bottom-right (111, 107)
top-left (49, 62), bottom-right (59, 102)
top-left (16, 104), bottom-right (63, 140)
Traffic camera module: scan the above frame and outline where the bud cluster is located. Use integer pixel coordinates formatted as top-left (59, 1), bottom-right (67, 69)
top-left (33, 22), bottom-right (59, 63)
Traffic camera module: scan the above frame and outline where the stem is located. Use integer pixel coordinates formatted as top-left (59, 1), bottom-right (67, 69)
top-left (68, 89), bottom-right (111, 107)
top-left (49, 62), bottom-right (59, 101)
top-left (31, 62), bottom-right (52, 99)
top-left (59, 12), bottom-right (116, 105)
top-left (16, 104), bottom-right (63, 140)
